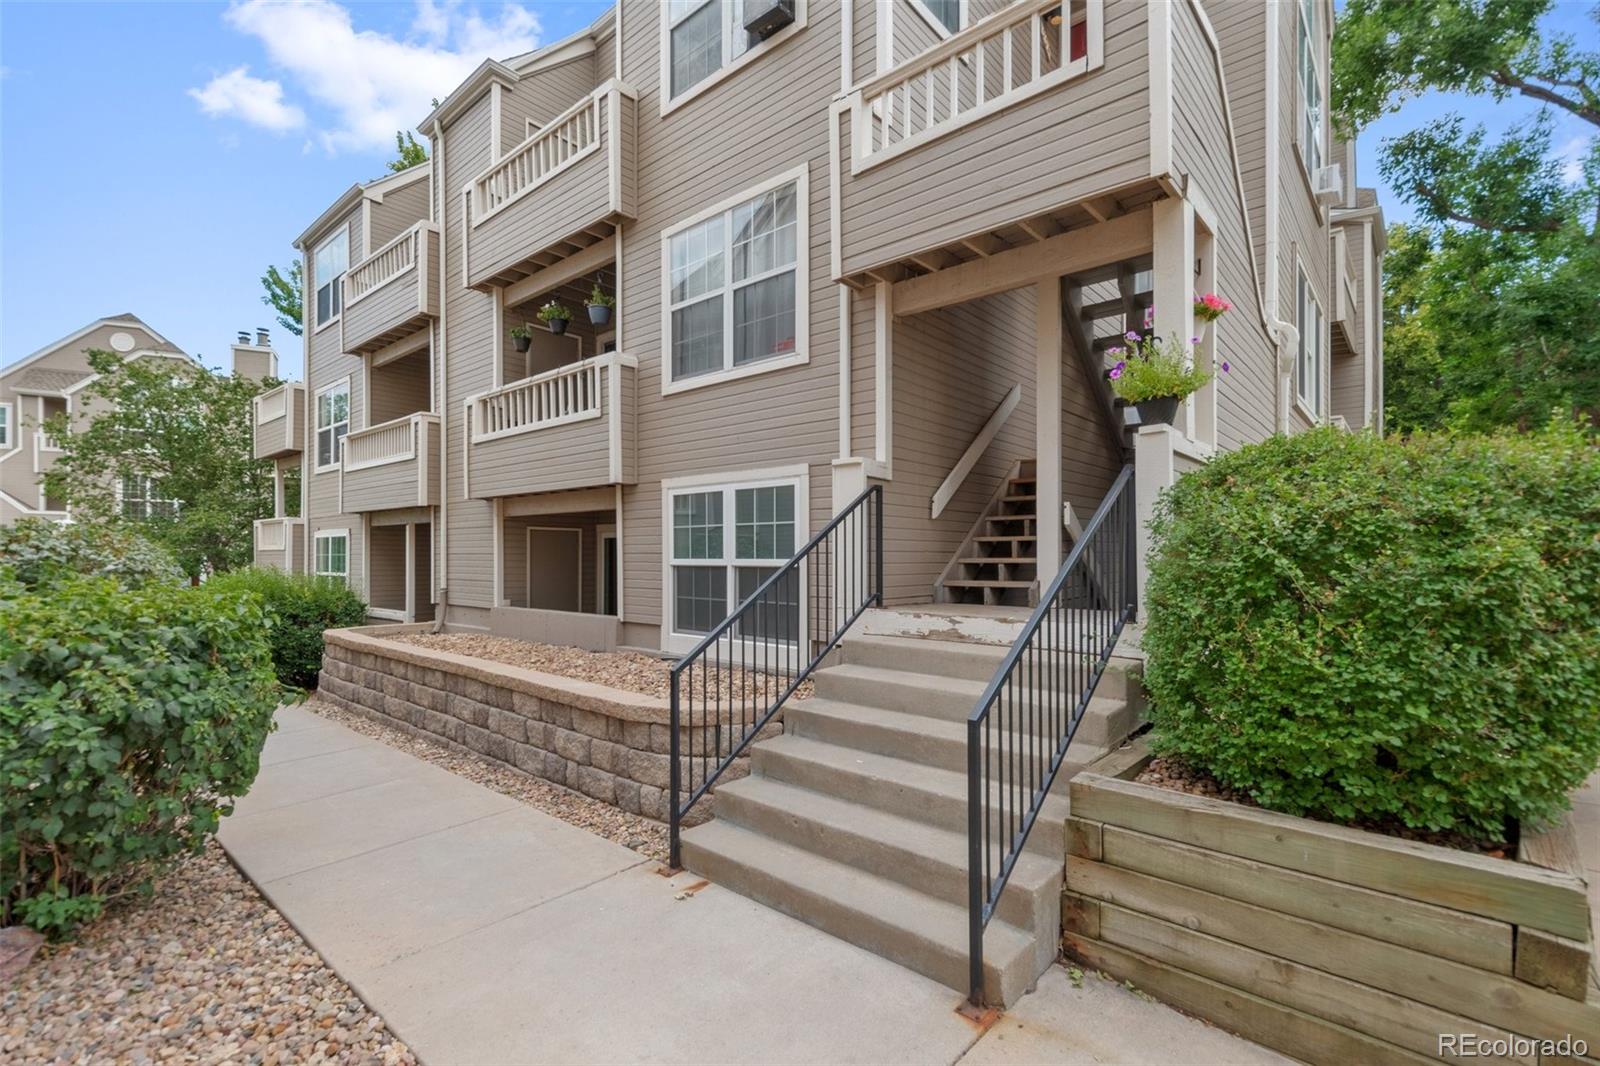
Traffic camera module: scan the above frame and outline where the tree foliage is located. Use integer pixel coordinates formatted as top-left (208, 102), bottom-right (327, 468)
top-left (208, 568), bottom-right (367, 690)
top-left (41, 350), bottom-right (276, 577)
top-left (1332, 0), bottom-right (1599, 431)
top-left (261, 259), bottom-right (303, 338)
top-left (388, 130), bottom-right (428, 172)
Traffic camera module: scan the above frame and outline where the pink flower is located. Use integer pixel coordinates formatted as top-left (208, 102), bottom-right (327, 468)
top-left (1143, 305), bottom-right (1155, 329)
top-left (1124, 330), bottom-right (1141, 342)
top-left (1193, 292), bottom-right (1232, 322)
top-left (1189, 336), bottom-right (1201, 345)
top-left (1108, 365), bottom-right (1123, 380)
top-left (1106, 346), bottom-right (1124, 356)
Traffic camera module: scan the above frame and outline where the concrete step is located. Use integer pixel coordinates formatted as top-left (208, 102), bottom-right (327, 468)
top-left (751, 734), bottom-right (1074, 855)
top-left (815, 660), bottom-right (1142, 725)
top-left (711, 774), bottom-right (1062, 945)
top-left (840, 634), bottom-right (1009, 683)
top-left (680, 819), bottom-right (1043, 1005)
top-left (786, 697), bottom-right (1114, 774)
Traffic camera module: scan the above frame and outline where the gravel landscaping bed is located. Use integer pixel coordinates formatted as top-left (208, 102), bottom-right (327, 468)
top-left (308, 696), bottom-right (670, 863)
top-left (2, 841), bottom-right (414, 1066)
top-left (388, 632), bottom-right (811, 702)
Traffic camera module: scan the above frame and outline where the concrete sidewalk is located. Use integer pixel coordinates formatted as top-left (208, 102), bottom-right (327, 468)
top-left (221, 705), bottom-right (1287, 1065)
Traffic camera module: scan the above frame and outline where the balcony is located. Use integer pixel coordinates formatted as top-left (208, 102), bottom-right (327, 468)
top-left (253, 382), bottom-right (305, 460)
top-left (465, 352), bottom-right (637, 499)
top-left (253, 517), bottom-right (305, 573)
top-left (342, 222), bottom-right (440, 357)
top-left (341, 412), bottom-right (441, 513)
top-left (1334, 229), bottom-right (1360, 353)
top-left (464, 81), bottom-right (637, 292)
top-left (833, 0), bottom-right (1164, 284)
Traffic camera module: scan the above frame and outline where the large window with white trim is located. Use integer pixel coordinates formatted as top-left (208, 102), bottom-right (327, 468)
top-left (315, 531), bottom-right (349, 584)
top-left (666, 0), bottom-right (766, 100)
top-left (1297, 0), bottom-right (1324, 174)
top-left (315, 381), bottom-right (350, 470)
top-left (666, 174), bottom-right (804, 388)
top-left (120, 474), bottom-right (180, 520)
top-left (0, 403), bottom-right (10, 448)
top-left (1296, 267), bottom-right (1325, 417)
top-left (913, 0), bottom-right (963, 33)
top-left (669, 480), bottom-right (799, 640)
top-left (314, 228), bottom-right (348, 328)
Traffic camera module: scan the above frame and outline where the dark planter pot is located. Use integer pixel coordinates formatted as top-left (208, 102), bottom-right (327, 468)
top-left (1136, 396), bottom-right (1180, 425)
top-left (587, 304), bottom-right (612, 327)
top-left (547, 318), bottom-right (569, 335)
top-left (512, 335), bottom-right (531, 353)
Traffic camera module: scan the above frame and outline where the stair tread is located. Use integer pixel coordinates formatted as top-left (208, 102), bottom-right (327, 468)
top-left (974, 534), bottom-right (1037, 542)
top-left (958, 556), bottom-right (1035, 565)
top-left (1000, 495), bottom-right (1039, 502)
top-left (714, 773), bottom-right (1063, 895)
top-left (818, 663), bottom-right (987, 700)
top-left (946, 579), bottom-right (1036, 589)
top-left (791, 695), bottom-right (1118, 750)
top-left (682, 819), bottom-right (1037, 966)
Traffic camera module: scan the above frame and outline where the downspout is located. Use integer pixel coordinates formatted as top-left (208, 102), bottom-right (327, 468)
top-left (1262, 0), bottom-right (1296, 432)
top-left (296, 239), bottom-right (312, 571)
top-left (432, 118), bottom-right (449, 632)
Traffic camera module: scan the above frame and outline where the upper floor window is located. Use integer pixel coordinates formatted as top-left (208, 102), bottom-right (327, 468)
top-left (1297, 0), bottom-right (1323, 174)
top-left (314, 228), bottom-right (348, 328)
top-left (664, 0), bottom-right (803, 108)
top-left (316, 380), bottom-right (350, 470)
top-left (315, 530), bottom-right (349, 584)
top-left (1296, 267), bottom-right (1325, 418)
top-left (665, 170), bottom-right (807, 392)
top-left (913, 0), bottom-right (963, 34)
top-left (120, 474), bottom-right (179, 520)
top-left (0, 403), bottom-right (10, 448)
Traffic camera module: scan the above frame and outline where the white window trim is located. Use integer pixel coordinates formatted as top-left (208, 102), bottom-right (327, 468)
top-left (660, 165), bottom-right (810, 397)
top-left (117, 474), bottom-right (181, 520)
top-left (314, 376), bottom-right (352, 473)
top-left (659, 0), bottom-right (809, 117)
top-left (1292, 0), bottom-right (1326, 194)
top-left (314, 529), bottom-right (351, 583)
top-left (0, 401), bottom-right (12, 450)
top-left (313, 225), bottom-right (350, 333)
top-left (905, 0), bottom-right (966, 39)
top-left (1295, 261), bottom-right (1325, 422)
top-left (659, 464), bottom-right (810, 655)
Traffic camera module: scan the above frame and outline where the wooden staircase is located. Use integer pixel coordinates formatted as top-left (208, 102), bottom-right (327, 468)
top-left (936, 460), bottom-right (1039, 607)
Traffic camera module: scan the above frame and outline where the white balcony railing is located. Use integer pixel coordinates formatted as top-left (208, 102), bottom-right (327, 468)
top-left (470, 356), bottom-right (605, 443)
top-left (345, 222), bottom-right (432, 306)
top-left (254, 517), bottom-right (302, 552)
top-left (35, 430), bottom-right (64, 452)
top-left (255, 385), bottom-right (288, 423)
top-left (849, 0), bottom-right (1102, 170)
top-left (344, 412), bottom-right (437, 471)
top-left (473, 85), bottom-right (606, 223)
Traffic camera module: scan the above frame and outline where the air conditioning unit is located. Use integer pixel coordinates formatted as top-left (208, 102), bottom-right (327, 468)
top-left (744, 0), bottom-right (795, 39)
top-left (1312, 163), bottom-right (1343, 205)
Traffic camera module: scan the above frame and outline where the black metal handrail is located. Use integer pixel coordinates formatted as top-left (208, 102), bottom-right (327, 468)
top-left (966, 464), bottom-right (1136, 1005)
top-left (669, 484), bottom-right (883, 865)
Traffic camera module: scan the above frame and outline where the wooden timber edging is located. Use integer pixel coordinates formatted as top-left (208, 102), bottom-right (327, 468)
top-left (1063, 736), bottom-right (1599, 1066)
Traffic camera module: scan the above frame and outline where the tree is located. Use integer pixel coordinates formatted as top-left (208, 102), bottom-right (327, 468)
top-left (1332, 0), bottom-right (1599, 431)
top-left (41, 350), bottom-right (277, 577)
top-left (388, 130), bottom-right (428, 172)
top-left (261, 259), bottom-right (303, 338)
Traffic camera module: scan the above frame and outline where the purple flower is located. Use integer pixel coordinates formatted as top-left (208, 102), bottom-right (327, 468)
top-left (1106, 346), bottom-right (1124, 357)
top-left (1220, 361), bottom-right (1231, 373)
top-left (1108, 366), bottom-right (1123, 380)
top-left (1189, 336), bottom-right (1201, 345)
top-left (1143, 306), bottom-right (1155, 328)
top-left (1113, 360), bottom-right (1127, 371)
top-left (1124, 330), bottom-right (1140, 342)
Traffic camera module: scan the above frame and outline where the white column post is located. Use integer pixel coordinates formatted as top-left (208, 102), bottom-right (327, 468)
top-left (272, 461), bottom-right (285, 517)
top-left (1035, 278), bottom-right (1064, 586)
top-left (1152, 196), bottom-right (1196, 433)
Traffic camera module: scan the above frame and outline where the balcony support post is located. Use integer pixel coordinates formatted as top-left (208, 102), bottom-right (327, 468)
top-left (1035, 277), bottom-right (1064, 585)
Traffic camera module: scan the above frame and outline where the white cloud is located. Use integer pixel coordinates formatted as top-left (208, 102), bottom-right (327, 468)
top-left (201, 0), bottom-right (543, 155)
top-left (1555, 134), bottom-right (1594, 185)
top-left (188, 66), bottom-right (306, 132)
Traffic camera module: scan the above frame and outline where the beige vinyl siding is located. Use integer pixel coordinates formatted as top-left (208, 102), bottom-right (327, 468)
top-left (1208, 1), bottom-right (1269, 285)
top-left (440, 91), bottom-right (501, 609)
top-left (252, 401), bottom-right (298, 458)
top-left (1330, 221), bottom-right (1368, 427)
top-left (344, 255), bottom-right (430, 355)
top-left (616, 0), bottom-right (847, 634)
top-left (1170, 0), bottom-right (1277, 448)
top-left (836, 0), bottom-right (1152, 278)
top-left (342, 446), bottom-right (435, 513)
top-left (501, 54), bottom-right (598, 152)
top-left (368, 348), bottom-right (431, 423)
top-left (595, 30), bottom-right (616, 84)
top-left (306, 211), bottom-right (366, 593)
top-left (468, 365), bottom-right (633, 498)
top-left (368, 178), bottom-right (430, 253)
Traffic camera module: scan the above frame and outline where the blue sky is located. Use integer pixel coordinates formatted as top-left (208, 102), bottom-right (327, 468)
top-left (1, 2), bottom-right (1592, 380)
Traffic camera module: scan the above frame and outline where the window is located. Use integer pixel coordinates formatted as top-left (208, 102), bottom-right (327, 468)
top-left (913, 0), bottom-right (962, 34)
top-left (0, 403), bottom-right (10, 448)
top-left (314, 228), bottom-right (349, 328)
top-left (315, 531), bottom-right (349, 584)
top-left (1296, 0), bottom-right (1323, 174)
top-left (315, 381), bottom-right (350, 470)
top-left (670, 480), bottom-right (799, 640)
top-left (665, 0), bottom-right (801, 106)
top-left (665, 173), bottom-right (805, 390)
top-left (120, 474), bottom-right (179, 520)
top-left (1296, 267), bottom-right (1325, 417)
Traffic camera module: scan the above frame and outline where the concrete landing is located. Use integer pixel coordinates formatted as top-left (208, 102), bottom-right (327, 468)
top-left (221, 705), bottom-right (1284, 1065)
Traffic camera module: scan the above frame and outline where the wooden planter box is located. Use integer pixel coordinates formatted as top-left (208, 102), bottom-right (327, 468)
top-left (1064, 739), bottom-right (1598, 1065)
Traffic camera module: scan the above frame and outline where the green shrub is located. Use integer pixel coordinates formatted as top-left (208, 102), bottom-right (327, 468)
top-left (207, 568), bottom-right (367, 689)
top-left (1142, 423), bottom-right (1600, 838)
top-left (0, 573), bottom-right (282, 937)
top-left (0, 516), bottom-right (182, 589)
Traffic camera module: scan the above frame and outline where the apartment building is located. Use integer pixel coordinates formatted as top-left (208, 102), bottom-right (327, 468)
top-left (0, 314), bottom-right (198, 524)
top-left (256, 0), bottom-right (1383, 643)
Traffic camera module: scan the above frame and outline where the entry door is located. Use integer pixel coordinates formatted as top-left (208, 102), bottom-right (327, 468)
top-left (527, 527), bottom-right (582, 611)
top-left (598, 527), bottom-right (618, 615)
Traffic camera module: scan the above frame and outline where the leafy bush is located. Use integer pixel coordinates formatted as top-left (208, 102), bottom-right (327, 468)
top-left (207, 568), bottom-right (367, 689)
top-left (1142, 423), bottom-right (1600, 837)
top-left (0, 516), bottom-right (182, 588)
top-left (0, 573), bottom-right (282, 937)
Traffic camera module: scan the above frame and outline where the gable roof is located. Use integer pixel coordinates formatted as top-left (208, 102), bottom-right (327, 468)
top-left (1, 314), bottom-right (189, 377)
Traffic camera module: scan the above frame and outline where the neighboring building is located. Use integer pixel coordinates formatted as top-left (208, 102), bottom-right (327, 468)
top-left (256, 0), bottom-right (1384, 639)
top-left (0, 314), bottom-right (194, 524)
